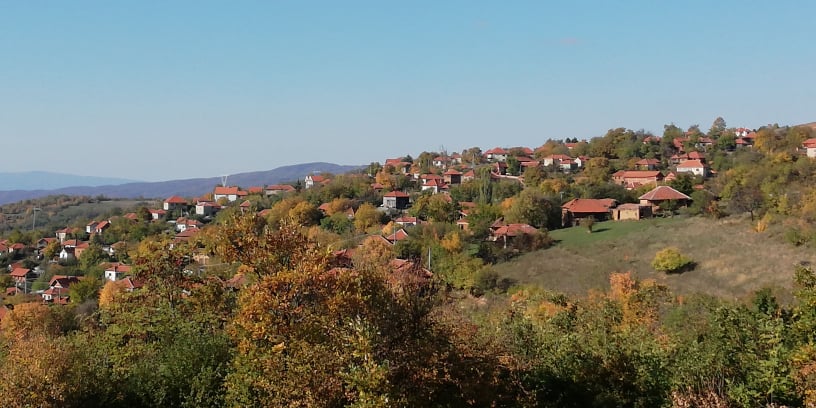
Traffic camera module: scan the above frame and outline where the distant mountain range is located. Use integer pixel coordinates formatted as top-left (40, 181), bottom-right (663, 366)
top-left (0, 171), bottom-right (140, 191)
top-left (0, 162), bottom-right (361, 205)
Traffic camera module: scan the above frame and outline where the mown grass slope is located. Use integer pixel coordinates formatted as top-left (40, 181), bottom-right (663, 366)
top-left (493, 216), bottom-right (814, 301)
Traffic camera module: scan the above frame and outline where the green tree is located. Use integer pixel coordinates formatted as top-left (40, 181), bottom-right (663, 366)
top-left (503, 188), bottom-right (558, 229)
top-left (651, 247), bottom-right (693, 273)
top-left (353, 203), bottom-right (382, 233)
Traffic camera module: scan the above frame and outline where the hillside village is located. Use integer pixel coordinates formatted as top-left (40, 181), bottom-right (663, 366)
top-left (0, 120), bottom-right (814, 305)
top-left (4, 120), bottom-right (816, 406)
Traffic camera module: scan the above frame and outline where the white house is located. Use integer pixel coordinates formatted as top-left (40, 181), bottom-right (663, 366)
top-left (213, 186), bottom-right (242, 202)
top-left (804, 138), bottom-right (816, 158)
top-left (676, 159), bottom-right (708, 177)
top-left (104, 263), bottom-right (132, 281)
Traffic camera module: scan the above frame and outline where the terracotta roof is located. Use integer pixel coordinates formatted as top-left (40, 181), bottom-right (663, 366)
top-left (239, 200), bottom-right (252, 208)
top-left (443, 168), bottom-right (462, 175)
top-left (493, 223), bottom-right (538, 237)
top-left (10, 268), bottom-right (31, 278)
top-left (118, 277), bottom-right (144, 290)
top-left (423, 179), bottom-right (447, 188)
top-left (383, 191), bottom-right (410, 198)
top-left (804, 138), bottom-right (816, 148)
top-left (214, 186), bottom-right (240, 195)
top-left (639, 186), bottom-right (691, 201)
top-left (247, 186), bottom-right (264, 194)
top-left (677, 159), bottom-right (706, 169)
top-left (164, 195), bottom-right (188, 204)
top-left (103, 262), bottom-right (132, 274)
top-left (485, 147), bottom-right (507, 155)
top-left (562, 198), bottom-right (616, 214)
top-left (308, 175), bottom-right (328, 183)
top-left (49, 275), bottom-right (81, 288)
top-left (385, 229), bottom-right (409, 242)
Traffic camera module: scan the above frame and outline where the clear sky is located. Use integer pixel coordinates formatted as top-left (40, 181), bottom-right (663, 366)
top-left (1, 1), bottom-right (814, 181)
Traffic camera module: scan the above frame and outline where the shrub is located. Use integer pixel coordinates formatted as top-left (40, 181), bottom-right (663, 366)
top-left (651, 247), bottom-right (693, 274)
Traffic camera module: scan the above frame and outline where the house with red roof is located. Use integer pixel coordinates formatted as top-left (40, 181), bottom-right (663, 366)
top-left (148, 209), bottom-right (166, 220)
top-left (213, 186), bottom-right (246, 202)
top-left (542, 154), bottom-right (573, 167)
top-left (383, 191), bottom-right (410, 209)
top-left (612, 170), bottom-right (663, 189)
top-left (803, 138), bottom-right (816, 158)
top-left (265, 184), bottom-right (296, 195)
top-left (432, 155), bottom-right (449, 168)
top-left (42, 275), bottom-right (82, 303)
top-left (163, 195), bottom-right (189, 211)
top-left (676, 159), bottom-right (708, 177)
top-left (384, 228), bottom-right (410, 244)
top-left (443, 168), bottom-right (462, 185)
top-left (421, 179), bottom-right (448, 194)
top-left (561, 198), bottom-right (617, 226)
top-left (305, 174), bottom-right (330, 189)
top-left (489, 222), bottom-right (539, 248)
top-left (117, 276), bottom-right (144, 292)
top-left (195, 201), bottom-right (221, 217)
top-left (103, 262), bottom-right (132, 281)
top-left (635, 158), bottom-right (660, 170)
top-left (484, 147), bottom-right (508, 162)
top-left (10, 268), bottom-right (35, 285)
top-left (638, 186), bottom-right (691, 208)
top-left (611, 203), bottom-right (652, 221)
top-left (394, 216), bottom-right (422, 228)
top-left (175, 217), bottom-right (203, 233)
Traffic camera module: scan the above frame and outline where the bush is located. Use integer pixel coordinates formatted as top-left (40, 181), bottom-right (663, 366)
top-left (651, 247), bottom-right (693, 274)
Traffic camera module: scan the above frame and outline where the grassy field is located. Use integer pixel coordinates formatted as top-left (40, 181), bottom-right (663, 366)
top-left (493, 216), bottom-right (815, 301)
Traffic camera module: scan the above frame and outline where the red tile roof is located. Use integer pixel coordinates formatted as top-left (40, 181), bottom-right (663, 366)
top-left (383, 191), bottom-right (409, 198)
top-left (485, 147), bottom-right (507, 155)
top-left (639, 186), bottom-right (691, 201)
top-left (164, 195), bottom-right (187, 204)
top-left (562, 198), bottom-right (616, 214)
top-left (493, 223), bottom-right (538, 237)
top-left (677, 159), bottom-right (706, 169)
top-left (49, 275), bottom-right (81, 288)
top-left (10, 268), bottom-right (31, 278)
top-left (103, 262), bottom-right (132, 274)
top-left (214, 186), bottom-right (240, 195)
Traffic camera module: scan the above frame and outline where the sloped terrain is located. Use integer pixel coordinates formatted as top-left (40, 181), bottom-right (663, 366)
top-left (494, 216), bottom-right (813, 301)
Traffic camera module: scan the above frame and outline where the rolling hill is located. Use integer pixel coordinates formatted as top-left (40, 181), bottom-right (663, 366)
top-left (493, 216), bottom-right (814, 301)
top-left (0, 162), bottom-right (361, 205)
top-left (0, 171), bottom-right (139, 191)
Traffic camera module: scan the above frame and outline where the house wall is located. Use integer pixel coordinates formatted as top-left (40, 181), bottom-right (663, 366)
top-left (613, 208), bottom-right (641, 221)
top-left (677, 167), bottom-right (705, 176)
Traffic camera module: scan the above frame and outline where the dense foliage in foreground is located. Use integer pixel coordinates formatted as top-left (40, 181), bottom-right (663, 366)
top-left (3, 214), bottom-right (816, 407)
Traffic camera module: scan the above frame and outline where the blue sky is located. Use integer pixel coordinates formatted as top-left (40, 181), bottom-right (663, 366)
top-left (1, 1), bottom-right (813, 181)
